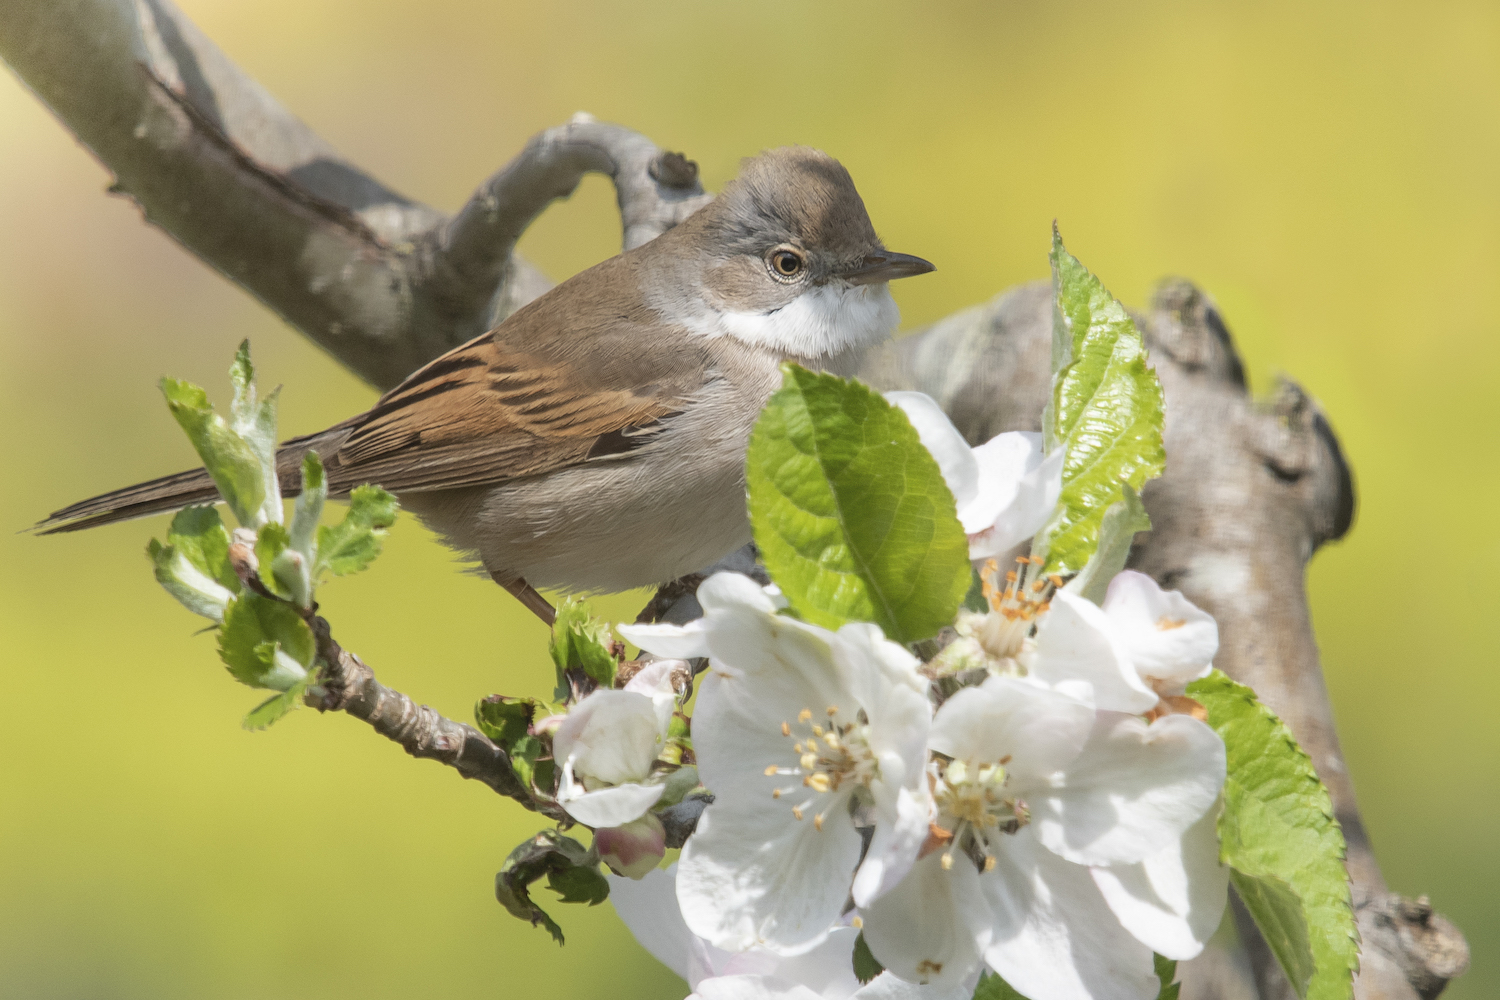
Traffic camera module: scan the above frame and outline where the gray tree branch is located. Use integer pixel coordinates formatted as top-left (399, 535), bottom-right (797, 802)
top-left (859, 281), bottom-right (1469, 1000)
top-left (0, 0), bottom-right (709, 392)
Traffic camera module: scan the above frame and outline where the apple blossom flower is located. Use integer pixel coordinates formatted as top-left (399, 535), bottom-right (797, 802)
top-left (552, 658), bottom-right (683, 831)
top-left (885, 391), bottom-right (1063, 560)
top-left (1028, 570), bottom-right (1218, 715)
top-left (860, 676), bottom-right (1225, 999)
top-left (620, 573), bottom-right (934, 955)
top-left (609, 867), bottom-right (967, 1000)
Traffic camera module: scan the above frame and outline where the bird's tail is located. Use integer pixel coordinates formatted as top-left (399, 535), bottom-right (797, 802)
top-left (33, 428), bottom-right (351, 535)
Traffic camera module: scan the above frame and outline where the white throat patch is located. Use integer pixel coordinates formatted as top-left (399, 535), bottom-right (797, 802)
top-left (696, 282), bottom-right (900, 357)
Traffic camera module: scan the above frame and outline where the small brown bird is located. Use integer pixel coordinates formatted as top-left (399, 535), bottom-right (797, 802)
top-left (37, 147), bottom-right (934, 619)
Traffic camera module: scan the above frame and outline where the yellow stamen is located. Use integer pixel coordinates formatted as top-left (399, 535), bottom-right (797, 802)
top-left (798, 709), bottom-right (813, 723)
top-left (792, 806), bottom-right (804, 821)
top-left (814, 813), bottom-right (825, 831)
top-left (764, 765), bottom-right (778, 776)
top-left (808, 773), bottom-right (831, 793)
top-left (781, 721), bottom-right (791, 736)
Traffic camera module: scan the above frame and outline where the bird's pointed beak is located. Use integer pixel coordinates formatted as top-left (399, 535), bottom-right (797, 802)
top-left (838, 251), bottom-right (936, 286)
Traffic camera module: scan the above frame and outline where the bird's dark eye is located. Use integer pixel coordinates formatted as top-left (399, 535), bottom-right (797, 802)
top-left (770, 249), bottom-right (804, 279)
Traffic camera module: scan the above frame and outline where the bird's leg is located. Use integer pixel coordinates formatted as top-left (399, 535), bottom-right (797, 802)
top-left (490, 572), bottom-right (556, 626)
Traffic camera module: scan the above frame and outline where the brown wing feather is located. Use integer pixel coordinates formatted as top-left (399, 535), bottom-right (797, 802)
top-left (324, 263), bottom-right (702, 495)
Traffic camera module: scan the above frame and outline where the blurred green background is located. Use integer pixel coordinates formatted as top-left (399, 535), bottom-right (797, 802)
top-left (1, 1), bottom-right (1495, 997)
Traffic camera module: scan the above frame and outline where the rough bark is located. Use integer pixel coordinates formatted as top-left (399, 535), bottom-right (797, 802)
top-left (2, 3), bottom-right (1470, 997)
top-left (0, 0), bottom-right (709, 393)
top-left (859, 281), bottom-right (1468, 999)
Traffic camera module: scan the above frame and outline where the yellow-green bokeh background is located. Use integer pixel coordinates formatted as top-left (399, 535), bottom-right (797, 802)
top-left (2, 1), bottom-right (1495, 997)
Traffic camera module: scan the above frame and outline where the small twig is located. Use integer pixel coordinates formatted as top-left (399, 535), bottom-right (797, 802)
top-left (304, 616), bottom-right (543, 812)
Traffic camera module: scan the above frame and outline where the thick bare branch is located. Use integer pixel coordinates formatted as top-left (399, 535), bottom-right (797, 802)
top-left (860, 281), bottom-right (1468, 999)
top-left (0, 0), bottom-right (709, 392)
top-left (305, 616), bottom-right (541, 811)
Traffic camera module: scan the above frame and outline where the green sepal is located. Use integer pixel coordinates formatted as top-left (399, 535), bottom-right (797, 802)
top-left (549, 598), bottom-right (618, 696)
top-left (242, 668), bottom-right (316, 731)
top-left (218, 592), bottom-right (315, 690)
top-left (1034, 229), bottom-right (1166, 576)
top-left (147, 506), bottom-right (239, 621)
top-left (160, 376), bottom-right (267, 529)
top-left (226, 340), bottom-right (283, 528)
top-left (1063, 482), bottom-right (1151, 605)
top-left (1187, 670), bottom-right (1359, 1000)
top-left (475, 696), bottom-right (538, 752)
top-left (971, 970), bottom-right (1028, 999)
top-left (494, 829), bottom-right (604, 945)
top-left (316, 484), bottom-right (398, 578)
top-left (852, 932), bottom-right (884, 985)
top-left (746, 364), bottom-right (971, 642)
top-left (1154, 953), bottom-right (1181, 1000)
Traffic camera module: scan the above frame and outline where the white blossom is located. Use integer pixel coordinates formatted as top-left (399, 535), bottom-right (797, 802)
top-left (552, 660), bottom-right (680, 830)
top-left (886, 391), bottom-right (1063, 560)
top-left (860, 676), bottom-right (1225, 998)
top-left (1029, 570), bottom-right (1218, 714)
top-left (621, 573), bottom-right (934, 955)
top-left (609, 867), bottom-right (968, 1000)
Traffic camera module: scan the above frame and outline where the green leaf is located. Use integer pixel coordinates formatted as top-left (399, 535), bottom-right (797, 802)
top-left (218, 593), bottom-right (315, 690)
top-left (508, 733), bottom-right (556, 798)
top-left (255, 522), bottom-right (292, 599)
top-left (288, 452), bottom-right (326, 562)
top-left (227, 340), bottom-right (283, 528)
top-left (1064, 483), bottom-right (1151, 605)
top-left (1187, 670), bottom-right (1359, 1000)
top-left (147, 507), bottom-right (239, 621)
top-left (1035, 230), bottom-right (1166, 575)
top-left (1154, 953), bottom-right (1181, 1000)
top-left (971, 970), bottom-right (1028, 1000)
top-left (494, 830), bottom-right (602, 945)
top-left (549, 598), bottom-right (618, 694)
top-left (474, 696), bottom-right (537, 752)
top-left (160, 377), bottom-right (266, 529)
top-left (242, 669), bottom-right (314, 731)
top-left (852, 932), bottom-right (884, 985)
top-left (316, 484), bottom-right (398, 578)
top-left (1231, 869), bottom-right (1316, 994)
top-left (747, 364), bottom-right (971, 641)
top-left (546, 864), bottom-right (609, 906)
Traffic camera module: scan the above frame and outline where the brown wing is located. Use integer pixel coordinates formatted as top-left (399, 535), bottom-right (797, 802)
top-left (325, 266), bottom-right (703, 495)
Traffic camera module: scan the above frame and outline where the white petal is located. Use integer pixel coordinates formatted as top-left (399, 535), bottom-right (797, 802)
top-left (694, 614), bottom-right (850, 794)
top-left (677, 795), bottom-right (864, 954)
top-left (625, 658), bottom-right (687, 733)
top-left (1031, 713), bottom-right (1226, 867)
top-left (692, 975), bottom-right (823, 1000)
top-left (853, 785), bottom-right (932, 907)
top-left (981, 829), bottom-right (1158, 1000)
top-left (929, 677), bottom-right (1092, 788)
top-left (1101, 571), bottom-right (1218, 689)
top-left (608, 866), bottom-right (699, 983)
top-left (1091, 804), bottom-right (1229, 959)
top-left (699, 571), bottom-right (783, 615)
top-left (554, 689), bottom-right (662, 787)
top-left (559, 771), bottom-right (666, 828)
top-left (832, 622), bottom-right (927, 699)
top-left (768, 926), bottom-right (863, 997)
top-left (886, 391), bottom-right (981, 511)
top-left (620, 620), bottom-right (711, 660)
top-left (855, 973), bottom-right (972, 1000)
top-left (961, 433), bottom-right (1057, 546)
top-left (1028, 590), bottom-right (1158, 714)
top-left (860, 851), bottom-right (990, 989)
